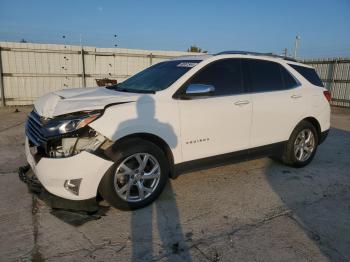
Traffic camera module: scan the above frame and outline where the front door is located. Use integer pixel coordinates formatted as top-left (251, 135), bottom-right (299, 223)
top-left (177, 59), bottom-right (252, 162)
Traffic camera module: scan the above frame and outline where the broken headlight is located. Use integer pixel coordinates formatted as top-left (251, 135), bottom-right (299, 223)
top-left (46, 111), bottom-right (102, 136)
top-left (42, 110), bottom-right (108, 158)
top-left (49, 134), bottom-right (107, 158)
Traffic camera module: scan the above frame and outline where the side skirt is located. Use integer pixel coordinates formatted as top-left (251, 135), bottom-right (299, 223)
top-left (172, 141), bottom-right (286, 178)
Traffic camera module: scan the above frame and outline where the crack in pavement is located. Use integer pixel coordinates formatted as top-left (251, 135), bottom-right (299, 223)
top-left (17, 173), bottom-right (350, 261)
top-left (38, 220), bottom-right (128, 260)
top-left (0, 121), bottom-right (26, 133)
top-left (152, 188), bottom-right (350, 261)
top-left (32, 188), bottom-right (350, 261)
top-left (289, 214), bottom-right (348, 262)
top-left (0, 171), bottom-right (20, 175)
top-left (147, 209), bottom-right (294, 262)
top-left (35, 220), bottom-right (128, 260)
top-left (43, 243), bottom-right (127, 261)
top-left (192, 246), bottom-right (213, 262)
top-left (19, 208), bottom-right (290, 262)
top-left (31, 194), bottom-right (44, 262)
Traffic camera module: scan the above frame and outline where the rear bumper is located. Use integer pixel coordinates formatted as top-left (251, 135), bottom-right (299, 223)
top-left (25, 137), bottom-right (113, 201)
top-left (319, 129), bottom-right (330, 144)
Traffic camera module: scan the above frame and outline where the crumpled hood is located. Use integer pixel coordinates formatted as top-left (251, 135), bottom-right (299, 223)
top-left (34, 87), bottom-right (140, 118)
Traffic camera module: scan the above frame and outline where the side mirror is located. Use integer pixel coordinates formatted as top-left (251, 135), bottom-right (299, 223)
top-left (185, 84), bottom-right (215, 96)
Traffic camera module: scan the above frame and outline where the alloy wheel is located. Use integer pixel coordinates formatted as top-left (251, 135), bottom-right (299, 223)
top-left (294, 129), bottom-right (315, 162)
top-left (113, 153), bottom-right (161, 202)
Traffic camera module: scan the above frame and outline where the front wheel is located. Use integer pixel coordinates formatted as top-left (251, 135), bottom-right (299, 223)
top-left (99, 139), bottom-right (169, 210)
top-left (282, 121), bottom-right (319, 167)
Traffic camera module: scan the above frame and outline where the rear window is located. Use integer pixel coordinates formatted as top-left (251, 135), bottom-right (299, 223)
top-left (288, 64), bottom-right (324, 87)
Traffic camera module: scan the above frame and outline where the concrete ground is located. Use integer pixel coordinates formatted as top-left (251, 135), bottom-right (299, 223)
top-left (0, 106), bottom-right (349, 262)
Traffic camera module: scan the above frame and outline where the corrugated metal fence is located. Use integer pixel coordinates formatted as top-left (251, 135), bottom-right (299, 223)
top-left (304, 58), bottom-right (350, 107)
top-left (0, 42), bottom-right (195, 105)
top-left (0, 42), bottom-right (349, 107)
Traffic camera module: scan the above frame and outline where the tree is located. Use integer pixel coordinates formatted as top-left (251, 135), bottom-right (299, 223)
top-left (187, 45), bottom-right (207, 53)
top-left (20, 39), bottom-right (27, 43)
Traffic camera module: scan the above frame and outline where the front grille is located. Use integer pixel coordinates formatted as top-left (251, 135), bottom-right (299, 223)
top-left (25, 111), bottom-right (47, 146)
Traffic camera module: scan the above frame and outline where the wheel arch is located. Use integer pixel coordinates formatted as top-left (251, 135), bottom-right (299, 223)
top-left (109, 133), bottom-right (175, 178)
top-left (300, 117), bottom-right (322, 143)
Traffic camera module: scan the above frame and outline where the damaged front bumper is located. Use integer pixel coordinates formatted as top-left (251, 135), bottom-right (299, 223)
top-left (18, 164), bottom-right (100, 212)
top-left (25, 137), bottom-right (114, 201)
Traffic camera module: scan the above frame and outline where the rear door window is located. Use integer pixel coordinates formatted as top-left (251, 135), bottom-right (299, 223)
top-left (280, 66), bottom-right (299, 89)
top-left (288, 64), bottom-right (324, 87)
top-left (243, 59), bottom-right (299, 92)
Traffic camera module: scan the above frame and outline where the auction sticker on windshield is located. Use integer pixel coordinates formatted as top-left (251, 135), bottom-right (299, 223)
top-left (177, 62), bottom-right (198, 68)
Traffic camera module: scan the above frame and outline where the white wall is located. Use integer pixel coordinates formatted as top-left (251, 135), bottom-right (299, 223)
top-left (0, 42), bottom-right (197, 105)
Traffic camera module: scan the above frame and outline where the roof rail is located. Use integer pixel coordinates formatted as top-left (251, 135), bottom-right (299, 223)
top-left (215, 50), bottom-right (298, 62)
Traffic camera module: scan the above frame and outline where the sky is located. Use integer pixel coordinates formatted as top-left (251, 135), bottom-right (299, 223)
top-left (0, 0), bottom-right (349, 58)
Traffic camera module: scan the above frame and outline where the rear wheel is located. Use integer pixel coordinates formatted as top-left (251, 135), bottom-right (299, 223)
top-left (99, 139), bottom-right (169, 210)
top-left (282, 121), bottom-right (319, 167)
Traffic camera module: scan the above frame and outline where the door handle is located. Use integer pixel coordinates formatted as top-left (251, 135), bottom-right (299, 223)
top-left (234, 100), bottom-right (250, 106)
top-left (291, 94), bottom-right (302, 99)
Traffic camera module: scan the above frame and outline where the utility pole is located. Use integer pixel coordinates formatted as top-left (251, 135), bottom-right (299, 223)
top-left (113, 34), bottom-right (118, 47)
top-left (80, 34), bottom-right (86, 87)
top-left (0, 46), bottom-right (5, 106)
top-left (294, 35), bottom-right (301, 58)
top-left (282, 48), bottom-right (288, 57)
top-left (62, 35), bottom-right (67, 46)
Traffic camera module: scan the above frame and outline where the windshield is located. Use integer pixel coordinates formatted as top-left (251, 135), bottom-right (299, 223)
top-left (108, 60), bottom-right (201, 93)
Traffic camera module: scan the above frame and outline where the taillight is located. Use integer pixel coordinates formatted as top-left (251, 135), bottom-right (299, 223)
top-left (323, 90), bottom-right (331, 103)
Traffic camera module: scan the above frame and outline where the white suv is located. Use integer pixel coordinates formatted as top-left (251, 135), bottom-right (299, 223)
top-left (23, 51), bottom-right (331, 209)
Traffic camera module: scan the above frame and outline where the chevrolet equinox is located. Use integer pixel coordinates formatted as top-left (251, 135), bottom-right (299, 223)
top-left (23, 51), bottom-right (331, 209)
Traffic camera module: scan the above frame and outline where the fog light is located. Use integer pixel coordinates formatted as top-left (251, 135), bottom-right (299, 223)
top-left (64, 179), bottom-right (82, 195)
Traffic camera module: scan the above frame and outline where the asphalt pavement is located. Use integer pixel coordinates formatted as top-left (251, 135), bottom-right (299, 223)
top-left (0, 106), bottom-right (349, 261)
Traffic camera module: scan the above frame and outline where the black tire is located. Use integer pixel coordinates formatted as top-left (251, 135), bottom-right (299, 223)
top-left (281, 120), bottom-right (319, 167)
top-left (98, 138), bottom-right (169, 210)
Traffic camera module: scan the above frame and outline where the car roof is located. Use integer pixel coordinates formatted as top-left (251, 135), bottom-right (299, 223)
top-left (215, 50), bottom-right (298, 62)
top-left (172, 51), bottom-right (312, 68)
top-left (171, 54), bottom-right (212, 61)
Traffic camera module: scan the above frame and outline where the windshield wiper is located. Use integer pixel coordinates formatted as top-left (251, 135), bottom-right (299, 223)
top-left (107, 85), bottom-right (155, 94)
top-left (128, 89), bottom-right (156, 94)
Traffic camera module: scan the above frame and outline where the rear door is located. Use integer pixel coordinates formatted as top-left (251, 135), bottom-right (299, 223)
top-left (243, 59), bottom-right (307, 147)
top-left (177, 59), bottom-right (252, 162)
